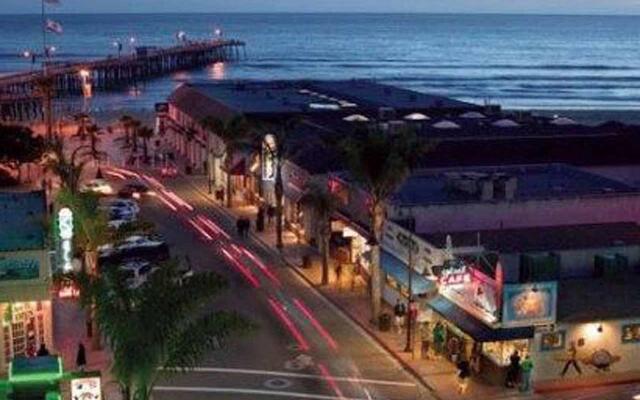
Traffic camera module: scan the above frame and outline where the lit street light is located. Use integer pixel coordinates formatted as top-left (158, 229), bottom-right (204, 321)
top-left (113, 40), bottom-right (123, 57)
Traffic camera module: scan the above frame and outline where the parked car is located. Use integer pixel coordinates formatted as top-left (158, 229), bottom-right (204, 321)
top-left (99, 235), bottom-right (169, 265)
top-left (80, 179), bottom-right (114, 195)
top-left (119, 259), bottom-right (158, 288)
top-left (118, 180), bottom-right (151, 199)
top-left (102, 199), bottom-right (140, 214)
top-left (107, 212), bottom-right (137, 229)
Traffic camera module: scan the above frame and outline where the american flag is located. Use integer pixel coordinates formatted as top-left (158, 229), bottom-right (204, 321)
top-left (45, 19), bottom-right (63, 34)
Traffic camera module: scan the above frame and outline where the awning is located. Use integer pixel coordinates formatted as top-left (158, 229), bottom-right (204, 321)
top-left (381, 251), bottom-right (435, 296)
top-left (332, 211), bottom-right (370, 238)
top-left (428, 295), bottom-right (534, 342)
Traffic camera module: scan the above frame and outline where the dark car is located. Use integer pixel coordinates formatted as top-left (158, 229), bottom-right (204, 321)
top-left (118, 181), bottom-right (151, 199)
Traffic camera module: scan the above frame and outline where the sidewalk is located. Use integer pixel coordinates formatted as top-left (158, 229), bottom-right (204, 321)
top-left (178, 173), bottom-right (544, 400)
top-left (53, 298), bottom-right (122, 399)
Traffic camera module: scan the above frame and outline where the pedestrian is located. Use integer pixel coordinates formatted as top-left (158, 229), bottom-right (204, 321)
top-left (520, 354), bottom-right (534, 393)
top-left (393, 299), bottom-right (404, 334)
top-left (256, 207), bottom-right (265, 232)
top-left (76, 342), bottom-right (87, 372)
top-left (456, 357), bottom-right (471, 394)
top-left (561, 341), bottom-right (582, 377)
top-left (236, 218), bottom-right (243, 237)
top-left (37, 343), bottom-right (50, 357)
top-left (242, 218), bottom-right (250, 238)
top-left (267, 205), bottom-right (275, 226)
top-left (432, 322), bottom-right (445, 358)
top-left (506, 350), bottom-right (521, 388)
top-left (335, 264), bottom-right (343, 288)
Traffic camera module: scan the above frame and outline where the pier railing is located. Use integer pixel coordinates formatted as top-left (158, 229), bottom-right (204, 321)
top-left (0, 39), bottom-right (245, 121)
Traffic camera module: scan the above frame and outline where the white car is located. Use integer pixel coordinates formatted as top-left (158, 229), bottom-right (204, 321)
top-left (118, 259), bottom-right (158, 288)
top-left (81, 179), bottom-right (114, 195)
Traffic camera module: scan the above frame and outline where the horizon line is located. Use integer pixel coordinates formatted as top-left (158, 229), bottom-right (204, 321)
top-left (1, 11), bottom-right (639, 17)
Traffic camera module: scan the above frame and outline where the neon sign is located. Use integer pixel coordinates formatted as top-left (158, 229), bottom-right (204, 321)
top-left (58, 208), bottom-right (73, 272)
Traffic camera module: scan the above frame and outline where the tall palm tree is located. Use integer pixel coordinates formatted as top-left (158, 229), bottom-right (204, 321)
top-left (200, 116), bottom-right (250, 208)
top-left (340, 126), bottom-right (429, 324)
top-left (119, 115), bottom-right (133, 146)
top-left (259, 118), bottom-right (299, 249)
top-left (34, 75), bottom-right (55, 142)
top-left (57, 188), bottom-right (111, 350)
top-left (137, 126), bottom-right (155, 162)
top-left (130, 119), bottom-right (142, 153)
top-left (44, 137), bottom-right (92, 195)
top-left (76, 260), bottom-right (253, 400)
top-left (301, 181), bottom-right (339, 285)
top-left (74, 113), bottom-right (90, 141)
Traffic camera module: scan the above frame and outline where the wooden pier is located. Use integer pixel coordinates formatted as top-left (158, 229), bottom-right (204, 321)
top-left (0, 39), bottom-right (245, 121)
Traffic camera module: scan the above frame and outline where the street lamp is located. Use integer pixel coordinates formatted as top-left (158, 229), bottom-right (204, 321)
top-left (113, 40), bottom-right (123, 57)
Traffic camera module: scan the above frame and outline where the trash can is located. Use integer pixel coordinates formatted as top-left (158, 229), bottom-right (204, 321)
top-left (378, 313), bottom-right (392, 332)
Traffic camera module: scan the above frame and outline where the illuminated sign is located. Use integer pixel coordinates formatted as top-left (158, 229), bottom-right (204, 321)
top-left (58, 208), bottom-right (73, 272)
top-left (439, 259), bottom-right (468, 286)
top-left (262, 134), bottom-right (277, 181)
top-left (71, 376), bottom-right (101, 400)
top-left (502, 282), bottom-right (557, 328)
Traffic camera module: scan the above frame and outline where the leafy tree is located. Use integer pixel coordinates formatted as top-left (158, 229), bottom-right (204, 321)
top-left (76, 260), bottom-right (253, 400)
top-left (340, 126), bottom-right (430, 323)
top-left (200, 116), bottom-right (251, 208)
top-left (301, 181), bottom-right (339, 285)
top-left (0, 124), bottom-right (46, 182)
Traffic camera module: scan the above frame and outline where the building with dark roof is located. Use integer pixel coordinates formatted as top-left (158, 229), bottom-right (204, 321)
top-left (0, 190), bottom-right (53, 373)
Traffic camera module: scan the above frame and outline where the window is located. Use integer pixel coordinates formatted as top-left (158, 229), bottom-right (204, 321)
top-left (540, 330), bottom-right (565, 351)
top-left (621, 324), bottom-right (640, 343)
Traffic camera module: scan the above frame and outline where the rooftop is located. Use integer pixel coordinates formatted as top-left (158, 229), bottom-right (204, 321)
top-left (390, 164), bottom-right (637, 206)
top-left (557, 275), bottom-right (640, 322)
top-left (168, 79), bottom-right (480, 119)
top-left (0, 190), bottom-right (47, 252)
top-left (419, 222), bottom-right (640, 254)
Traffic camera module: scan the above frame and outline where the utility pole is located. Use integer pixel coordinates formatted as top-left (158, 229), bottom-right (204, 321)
top-left (404, 214), bottom-right (417, 353)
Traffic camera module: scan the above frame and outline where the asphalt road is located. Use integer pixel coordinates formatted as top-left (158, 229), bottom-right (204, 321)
top-left (107, 170), bottom-right (431, 400)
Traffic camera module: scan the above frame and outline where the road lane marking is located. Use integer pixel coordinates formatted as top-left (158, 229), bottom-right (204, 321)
top-left (154, 386), bottom-right (370, 400)
top-left (164, 367), bottom-right (416, 387)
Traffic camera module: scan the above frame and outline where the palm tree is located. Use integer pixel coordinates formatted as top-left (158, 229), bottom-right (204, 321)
top-left (259, 118), bottom-right (299, 249)
top-left (340, 126), bottom-right (429, 324)
top-left (34, 75), bottom-right (55, 142)
top-left (76, 260), bottom-right (253, 400)
top-left (57, 188), bottom-right (111, 350)
top-left (200, 116), bottom-right (250, 208)
top-left (119, 115), bottom-right (133, 146)
top-left (44, 137), bottom-right (92, 195)
top-left (74, 112), bottom-right (90, 141)
top-left (130, 119), bottom-right (142, 153)
top-left (301, 181), bottom-right (339, 285)
top-left (137, 126), bottom-right (155, 163)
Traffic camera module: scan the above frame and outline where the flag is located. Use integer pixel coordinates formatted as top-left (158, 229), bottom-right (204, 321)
top-left (43, 0), bottom-right (61, 4)
top-left (45, 19), bottom-right (63, 34)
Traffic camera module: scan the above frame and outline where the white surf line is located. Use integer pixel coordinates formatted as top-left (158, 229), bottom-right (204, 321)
top-left (162, 367), bottom-right (415, 388)
top-left (154, 386), bottom-right (369, 400)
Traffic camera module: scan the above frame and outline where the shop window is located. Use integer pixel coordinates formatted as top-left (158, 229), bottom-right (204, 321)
top-left (540, 330), bottom-right (566, 352)
top-left (621, 323), bottom-right (640, 343)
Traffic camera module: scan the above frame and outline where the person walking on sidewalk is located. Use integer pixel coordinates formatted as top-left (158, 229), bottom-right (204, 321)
top-left (76, 342), bottom-right (87, 372)
top-left (37, 343), bottom-right (50, 357)
top-left (393, 299), bottom-right (404, 334)
top-left (561, 341), bottom-right (582, 377)
top-left (520, 354), bottom-right (534, 393)
top-left (456, 357), bottom-right (471, 394)
top-left (267, 205), bottom-right (275, 226)
top-left (335, 264), bottom-right (343, 289)
top-left (432, 322), bottom-right (445, 358)
top-left (506, 350), bottom-right (521, 388)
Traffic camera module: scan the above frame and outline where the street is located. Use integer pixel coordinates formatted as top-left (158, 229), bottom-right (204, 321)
top-left (110, 171), bottom-right (431, 400)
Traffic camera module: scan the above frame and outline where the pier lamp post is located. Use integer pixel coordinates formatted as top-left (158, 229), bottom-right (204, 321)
top-left (129, 37), bottom-right (137, 55)
top-left (113, 40), bottom-right (123, 57)
top-left (79, 69), bottom-right (92, 99)
top-left (22, 50), bottom-right (37, 70)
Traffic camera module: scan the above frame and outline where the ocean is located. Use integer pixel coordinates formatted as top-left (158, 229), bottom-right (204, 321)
top-left (1, 13), bottom-right (640, 113)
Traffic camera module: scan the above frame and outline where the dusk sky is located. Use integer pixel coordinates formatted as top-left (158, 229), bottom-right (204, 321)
top-left (2, 0), bottom-right (640, 15)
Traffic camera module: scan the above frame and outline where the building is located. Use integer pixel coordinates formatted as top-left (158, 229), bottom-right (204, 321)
top-left (162, 79), bottom-right (480, 207)
top-left (381, 219), bottom-right (640, 387)
top-left (0, 191), bottom-right (53, 374)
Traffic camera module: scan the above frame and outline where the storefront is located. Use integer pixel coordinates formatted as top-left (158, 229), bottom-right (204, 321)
top-left (329, 214), bottom-right (371, 279)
